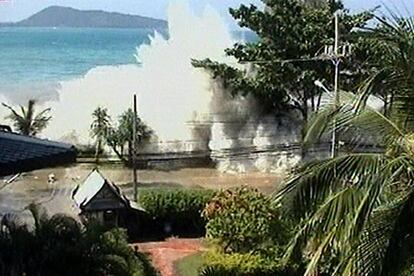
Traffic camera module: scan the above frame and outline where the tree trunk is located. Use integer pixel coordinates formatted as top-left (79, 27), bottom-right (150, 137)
top-left (108, 142), bottom-right (127, 164)
top-left (128, 141), bottom-right (133, 166)
top-left (94, 139), bottom-right (101, 164)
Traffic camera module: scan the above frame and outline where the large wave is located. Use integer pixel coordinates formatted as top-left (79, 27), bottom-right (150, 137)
top-left (1, 3), bottom-right (302, 173)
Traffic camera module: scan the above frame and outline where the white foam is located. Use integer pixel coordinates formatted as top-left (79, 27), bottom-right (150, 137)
top-left (43, 3), bottom-right (236, 149)
top-left (0, 2), bottom-right (303, 174)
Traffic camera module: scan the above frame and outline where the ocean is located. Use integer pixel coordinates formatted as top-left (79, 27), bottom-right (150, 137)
top-left (0, 27), bottom-right (159, 101)
top-left (0, 5), bottom-right (297, 174)
top-left (0, 27), bottom-right (252, 103)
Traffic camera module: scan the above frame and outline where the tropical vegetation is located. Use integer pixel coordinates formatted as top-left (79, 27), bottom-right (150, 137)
top-left (88, 107), bottom-right (153, 165)
top-left (2, 99), bottom-right (52, 136)
top-left (106, 108), bottom-right (153, 165)
top-left (90, 106), bottom-right (111, 163)
top-left (201, 187), bottom-right (296, 275)
top-left (193, 0), bottom-right (373, 121)
top-left (193, 1), bottom-right (414, 276)
top-left (0, 204), bottom-right (155, 276)
top-left (138, 188), bottom-right (216, 239)
top-left (273, 8), bottom-right (414, 276)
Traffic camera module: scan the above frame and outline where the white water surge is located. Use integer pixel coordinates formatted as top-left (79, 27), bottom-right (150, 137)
top-left (1, 3), bottom-right (302, 173)
top-left (47, 3), bottom-right (236, 149)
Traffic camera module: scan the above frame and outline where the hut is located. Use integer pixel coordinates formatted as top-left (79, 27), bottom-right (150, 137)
top-left (0, 126), bottom-right (76, 176)
top-left (72, 169), bottom-right (146, 229)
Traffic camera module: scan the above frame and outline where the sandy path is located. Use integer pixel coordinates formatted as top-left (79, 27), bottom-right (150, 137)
top-left (134, 238), bottom-right (203, 276)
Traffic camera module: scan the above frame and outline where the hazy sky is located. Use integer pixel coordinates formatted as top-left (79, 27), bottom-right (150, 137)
top-left (0, 0), bottom-right (413, 25)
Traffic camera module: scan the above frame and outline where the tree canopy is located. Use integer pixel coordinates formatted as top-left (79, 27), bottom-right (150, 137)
top-left (0, 204), bottom-right (154, 276)
top-left (106, 108), bottom-right (153, 165)
top-left (2, 100), bottom-right (52, 136)
top-left (275, 12), bottom-right (414, 275)
top-left (193, 0), bottom-right (373, 121)
top-left (90, 107), bottom-right (111, 163)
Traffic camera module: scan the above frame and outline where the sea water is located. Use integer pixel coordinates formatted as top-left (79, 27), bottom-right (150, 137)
top-left (0, 3), bottom-right (299, 173)
top-left (0, 27), bottom-right (158, 102)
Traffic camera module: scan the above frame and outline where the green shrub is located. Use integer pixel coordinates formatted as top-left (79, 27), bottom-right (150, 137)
top-left (200, 250), bottom-right (290, 276)
top-left (138, 188), bottom-right (216, 238)
top-left (200, 187), bottom-right (298, 275)
top-left (202, 187), bottom-right (288, 254)
top-left (0, 207), bottom-right (156, 276)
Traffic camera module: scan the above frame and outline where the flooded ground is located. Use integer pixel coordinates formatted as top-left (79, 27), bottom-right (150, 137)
top-left (0, 163), bottom-right (283, 220)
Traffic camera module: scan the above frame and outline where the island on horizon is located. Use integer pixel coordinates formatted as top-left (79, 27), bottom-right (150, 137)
top-left (0, 5), bottom-right (168, 29)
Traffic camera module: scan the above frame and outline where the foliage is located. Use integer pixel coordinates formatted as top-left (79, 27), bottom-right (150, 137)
top-left (90, 106), bottom-right (111, 163)
top-left (203, 187), bottom-right (288, 254)
top-left (106, 108), bottom-right (153, 165)
top-left (193, 0), bottom-right (373, 121)
top-left (276, 92), bottom-right (414, 274)
top-left (2, 99), bottom-right (52, 136)
top-left (0, 204), bottom-right (155, 276)
top-left (138, 188), bottom-right (216, 238)
top-left (357, 13), bottom-right (414, 131)
top-left (200, 188), bottom-right (300, 275)
top-left (201, 250), bottom-right (285, 276)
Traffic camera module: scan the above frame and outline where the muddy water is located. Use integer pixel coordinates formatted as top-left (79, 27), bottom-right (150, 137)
top-left (0, 163), bottom-right (283, 220)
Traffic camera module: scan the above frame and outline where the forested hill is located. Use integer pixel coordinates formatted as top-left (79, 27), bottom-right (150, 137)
top-left (0, 6), bottom-right (167, 29)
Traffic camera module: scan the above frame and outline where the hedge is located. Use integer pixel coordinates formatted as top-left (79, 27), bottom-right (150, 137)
top-left (200, 250), bottom-right (290, 276)
top-left (136, 188), bottom-right (216, 239)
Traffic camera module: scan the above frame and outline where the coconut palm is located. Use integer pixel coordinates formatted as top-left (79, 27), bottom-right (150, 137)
top-left (2, 99), bottom-right (52, 136)
top-left (275, 14), bottom-right (414, 276)
top-left (90, 107), bottom-right (111, 163)
top-left (359, 12), bottom-right (414, 131)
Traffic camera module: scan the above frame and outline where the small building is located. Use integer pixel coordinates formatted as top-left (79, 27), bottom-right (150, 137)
top-left (72, 169), bottom-right (146, 229)
top-left (0, 126), bottom-right (76, 176)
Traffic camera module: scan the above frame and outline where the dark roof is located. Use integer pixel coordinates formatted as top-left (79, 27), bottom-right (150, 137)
top-left (72, 169), bottom-right (145, 212)
top-left (0, 130), bottom-right (76, 176)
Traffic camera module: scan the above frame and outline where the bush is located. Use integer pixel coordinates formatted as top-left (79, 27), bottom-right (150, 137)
top-left (200, 187), bottom-right (297, 275)
top-left (202, 250), bottom-right (280, 275)
top-left (202, 187), bottom-right (288, 254)
top-left (138, 188), bottom-right (216, 239)
top-left (0, 207), bottom-right (156, 276)
top-left (200, 249), bottom-right (299, 276)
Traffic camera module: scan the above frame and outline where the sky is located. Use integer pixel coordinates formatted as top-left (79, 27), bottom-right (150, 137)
top-left (0, 0), bottom-right (413, 25)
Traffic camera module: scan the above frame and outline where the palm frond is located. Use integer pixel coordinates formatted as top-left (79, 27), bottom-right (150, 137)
top-left (276, 153), bottom-right (385, 213)
top-left (283, 186), bottom-right (378, 274)
top-left (2, 101), bottom-right (51, 136)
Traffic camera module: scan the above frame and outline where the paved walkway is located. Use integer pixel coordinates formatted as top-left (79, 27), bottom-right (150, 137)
top-left (133, 238), bottom-right (203, 276)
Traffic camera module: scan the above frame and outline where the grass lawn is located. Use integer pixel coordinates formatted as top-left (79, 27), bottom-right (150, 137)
top-left (174, 252), bottom-right (204, 276)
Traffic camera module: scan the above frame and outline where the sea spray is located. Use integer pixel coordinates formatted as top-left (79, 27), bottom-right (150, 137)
top-left (0, 3), bottom-right (302, 173)
top-left (44, 3), bottom-right (236, 150)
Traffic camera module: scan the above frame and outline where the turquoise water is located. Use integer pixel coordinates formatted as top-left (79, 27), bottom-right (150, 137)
top-left (0, 27), bottom-right (253, 101)
top-left (0, 27), bottom-right (158, 98)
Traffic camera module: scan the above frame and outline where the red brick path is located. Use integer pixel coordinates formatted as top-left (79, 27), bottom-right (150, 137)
top-left (133, 238), bottom-right (202, 276)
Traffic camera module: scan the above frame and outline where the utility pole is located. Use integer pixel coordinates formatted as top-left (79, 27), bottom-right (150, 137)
top-left (236, 11), bottom-right (349, 159)
top-left (331, 11), bottom-right (341, 158)
top-left (132, 94), bottom-right (138, 201)
top-left (317, 12), bottom-right (352, 158)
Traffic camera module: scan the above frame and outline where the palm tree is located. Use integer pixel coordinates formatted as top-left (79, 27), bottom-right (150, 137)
top-left (2, 99), bottom-right (52, 136)
top-left (0, 204), bottom-right (151, 275)
top-left (90, 107), bottom-right (111, 163)
top-left (106, 109), bottom-right (153, 165)
top-left (275, 14), bottom-right (414, 276)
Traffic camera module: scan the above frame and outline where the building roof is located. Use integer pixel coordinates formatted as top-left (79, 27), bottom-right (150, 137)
top-left (0, 129), bottom-right (76, 176)
top-left (72, 169), bottom-right (145, 212)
